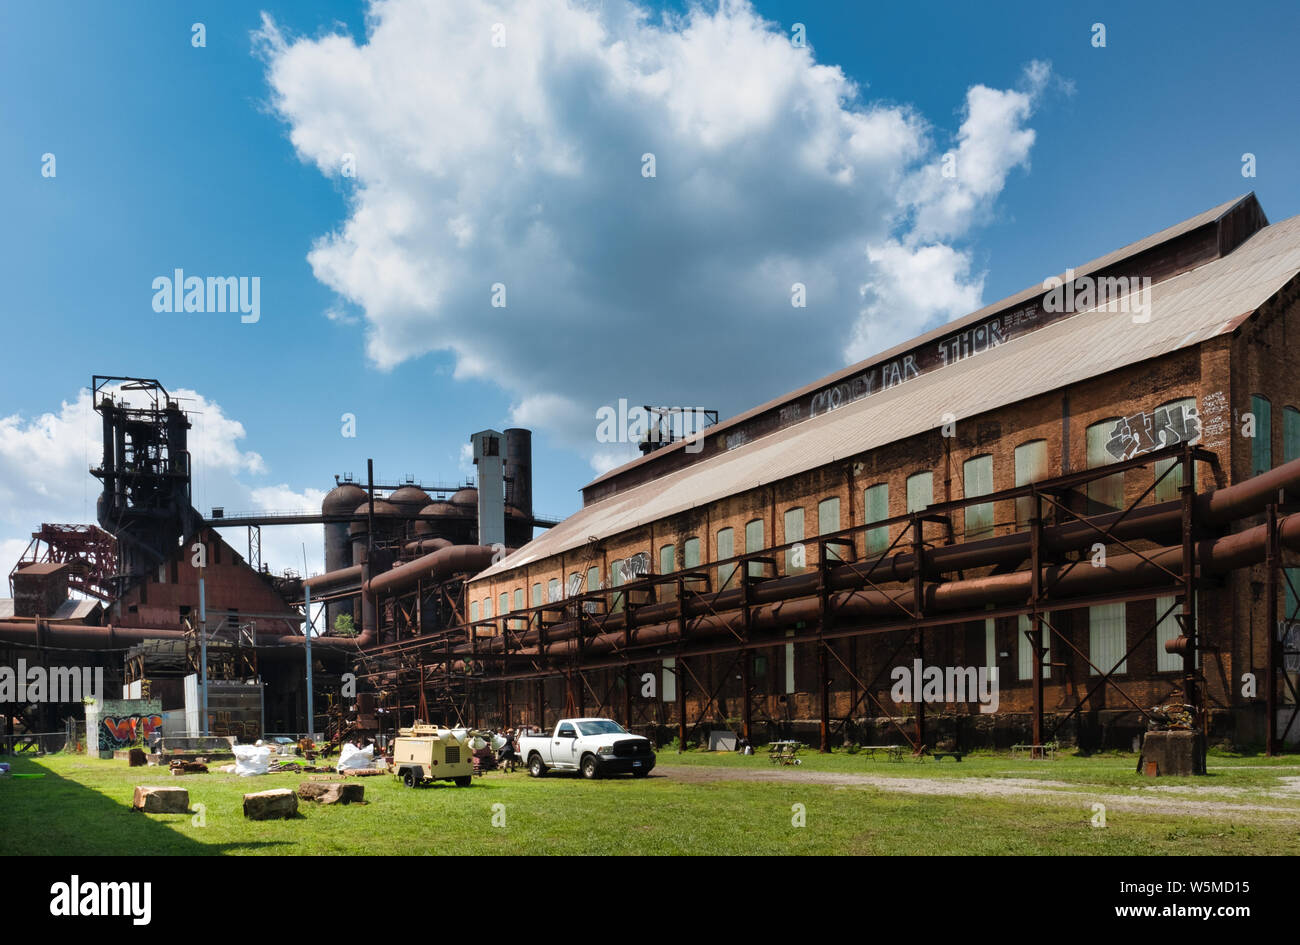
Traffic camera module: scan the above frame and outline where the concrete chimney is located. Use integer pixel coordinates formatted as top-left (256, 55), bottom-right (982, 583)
top-left (471, 430), bottom-right (506, 548)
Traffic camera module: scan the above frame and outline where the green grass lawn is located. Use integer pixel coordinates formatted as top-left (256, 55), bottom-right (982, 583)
top-left (2, 750), bottom-right (1298, 855)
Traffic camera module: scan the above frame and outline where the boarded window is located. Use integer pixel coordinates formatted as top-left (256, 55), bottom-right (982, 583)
top-left (513, 588), bottom-right (523, 612)
top-left (864, 484), bottom-right (889, 555)
top-left (660, 543), bottom-right (675, 575)
top-left (547, 578), bottom-right (559, 603)
top-left (1017, 614), bottom-right (1052, 680)
top-left (498, 592), bottom-right (508, 616)
top-left (818, 497), bottom-right (842, 561)
top-left (1086, 420), bottom-right (1124, 512)
top-left (745, 519), bottom-right (764, 577)
top-left (963, 454), bottom-right (994, 539)
top-left (483, 598), bottom-right (492, 619)
top-left (662, 657), bottom-right (676, 702)
top-left (784, 507), bottom-right (805, 573)
top-left (1252, 395), bottom-right (1273, 475)
top-left (683, 537), bottom-right (701, 570)
top-left (532, 583), bottom-right (542, 607)
top-left (716, 528), bottom-right (736, 589)
top-left (470, 600), bottom-right (479, 622)
top-left (906, 472), bottom-right (932, 513)
top-left (1089, 603), bottom-right (1127, 675)
top-left (1014, 440), bottom-right (1048, 528)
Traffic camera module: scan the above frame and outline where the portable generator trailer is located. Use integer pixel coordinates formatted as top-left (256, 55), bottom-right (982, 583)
top-left (392, 723), bottom-right (473, 788)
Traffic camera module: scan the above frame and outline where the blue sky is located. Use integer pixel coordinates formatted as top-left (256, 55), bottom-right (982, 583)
top-left (2, 0), bottom-right (1298, 577)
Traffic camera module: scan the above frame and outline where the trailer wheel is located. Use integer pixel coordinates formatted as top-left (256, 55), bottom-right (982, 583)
top-left (581, 754), bottom-right (600, 780)
top-left (454, 775), bottom-right (472, 787)
top-left (403, 768), bottom-right (420, 789)
top-left (528, 753), bottom-right (547, 778)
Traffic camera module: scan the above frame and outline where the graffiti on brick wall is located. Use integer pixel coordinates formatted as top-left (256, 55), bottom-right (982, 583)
top-left (100, 714), bottom-right (163, 751)
top-left (1104, 403), bottom-right (1202, 461)
top-left (616, 552), bottom-right (651, 583)
top-left (1200, 390), bottom-right (1230, 451)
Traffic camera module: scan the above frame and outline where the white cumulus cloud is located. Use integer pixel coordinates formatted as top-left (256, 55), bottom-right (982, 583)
top-left (257, 0), bottom-right (1053, 470)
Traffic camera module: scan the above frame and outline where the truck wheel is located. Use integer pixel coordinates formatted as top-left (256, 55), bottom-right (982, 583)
top-left (528, 753), bottom-right (547, 778)
top-left (402, 769), bottom-right (418, 789)
top-left (454, 775), bottom-right (472, 787)
top-left (581, 754), bottom-right (601, 780)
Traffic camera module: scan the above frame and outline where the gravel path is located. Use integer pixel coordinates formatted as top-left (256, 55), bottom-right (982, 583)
top-left (657, 764), bottom-right (1300, 820)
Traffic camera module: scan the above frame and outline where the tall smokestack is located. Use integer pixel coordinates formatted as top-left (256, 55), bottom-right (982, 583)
top-left (471, 430), bottom-right (506, 548)
top-left (504, 428), bottom-right (533, 520)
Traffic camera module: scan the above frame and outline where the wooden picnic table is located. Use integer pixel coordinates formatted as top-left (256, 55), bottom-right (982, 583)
top-left (767, 741), bottom-right (804, 765)
top-left (859, 745), bottom-right (907, 762)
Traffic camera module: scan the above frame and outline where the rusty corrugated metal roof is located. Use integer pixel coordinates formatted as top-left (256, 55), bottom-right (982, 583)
top-left (475, 203), bottom-right (1300, 582)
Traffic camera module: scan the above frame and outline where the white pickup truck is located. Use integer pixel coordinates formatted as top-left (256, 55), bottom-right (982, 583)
top-left (520, 718), bottom-right (656, 779)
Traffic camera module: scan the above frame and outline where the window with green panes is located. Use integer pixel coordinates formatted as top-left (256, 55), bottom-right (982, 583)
top-left (483, 598), bottom-right (492, 619)
top-left (1285, 406), bottom-right (1300, 463)
top-left (963, 454), bottom-right (994, 539)
top-left (1284, 408), bottom-right (1300, 623)
top-left (906, 472), bottom-right (932, 513)
top-left (783, 508), bottom-right (804, 573)
top-left (659, 544), bottom-right (676, 602)
top-left (716, 528), bottom-right (736, 589)
top-left (585, 566), bottom-right (600, 613)
top-left (609, 559), bottom-right (624, 613)
top-left (1086, 419), bottom-right (1124, 512)
top-left (745, 519), bottom-right (764, 577)
top-left (547, 578), bottom-right (559, 603)
top-left (513, 589), bottom-right (523, 615)
top-left (1014, 440), bottom-right (1047, 529)
top-left (498, 592), bottom-right (508, 617)
top-left (1251, 394), bottom-right (1272, 475)
top-left (532, 583), bottom-right (542, 607)
top-left (684, 537), bottom-right (701, 570)
top-left (1153, 398), bottom-right (1199, 502)
top-left (470, 600), bottom-right (479, 622)
top-left (818, 497), bottom-right (841, 561)
top-left (864, 484), bottom-right (889, 555)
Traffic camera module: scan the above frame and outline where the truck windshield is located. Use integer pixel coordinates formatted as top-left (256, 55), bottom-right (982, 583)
top-left (576, 720), bottom-right (628, 736)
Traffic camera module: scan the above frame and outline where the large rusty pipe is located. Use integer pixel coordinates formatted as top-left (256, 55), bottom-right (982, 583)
top-left (0, 621), bottom-right (376, 650)
top-left (483, 456), bottom-right (1300, 651)
top-left (476, 513), bottom-right (1300, 663)
top-left (302, 565), bottom-right (363, 593)
top-left (364, 544), bottom-right (499, 598)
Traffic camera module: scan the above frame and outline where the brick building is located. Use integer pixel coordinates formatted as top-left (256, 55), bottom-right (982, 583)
top-left (458, 193), bottom-right (1300, 750)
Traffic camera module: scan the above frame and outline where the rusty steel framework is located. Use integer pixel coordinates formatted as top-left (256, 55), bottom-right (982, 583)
top-left (347, 444), bottom-right (1300, 757)
top-left (8, 524), bottom-right (118, 602)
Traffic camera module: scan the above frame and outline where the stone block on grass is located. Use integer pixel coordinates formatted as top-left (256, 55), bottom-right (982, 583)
top-left (132, 785), bottom-right (190, 813)
top-left (297, 781), bottom-right (364, 805)
top-left (243, 788), bottom-right (298, 820)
